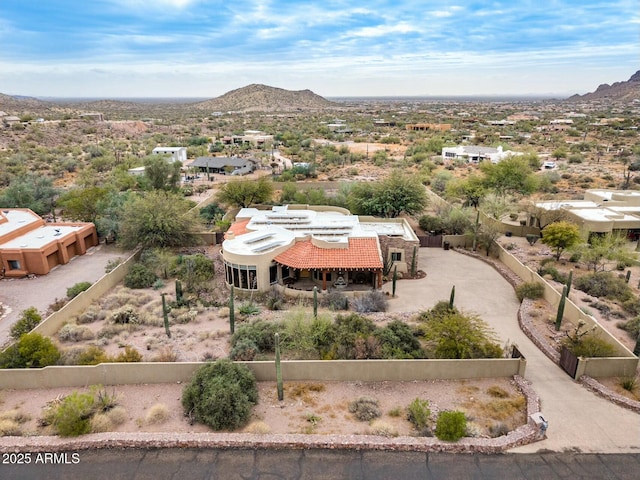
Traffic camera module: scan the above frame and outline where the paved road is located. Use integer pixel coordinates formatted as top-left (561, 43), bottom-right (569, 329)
top-left (0, 244), bottom-right (128, 344)
top-left (2, 449), bottom-right (639, 480)
top-left (383, 248), bottom-right (640, 453)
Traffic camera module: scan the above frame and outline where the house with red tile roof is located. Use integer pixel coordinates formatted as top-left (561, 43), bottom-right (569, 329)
top-left (221, 205), bottom-right (418, 292)
top-left (0, 208), bottom-right (98, 278)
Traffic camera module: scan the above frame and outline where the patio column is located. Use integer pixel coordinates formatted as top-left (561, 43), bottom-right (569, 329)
top-left (377, 270), bottom-right (382, 289)
top-left (322, 270), bottom-right (327, 291)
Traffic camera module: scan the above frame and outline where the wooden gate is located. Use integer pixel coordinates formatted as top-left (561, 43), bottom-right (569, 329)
top-left (417, 234), bottom-right (443, 248)
top-left (559, 346), bottom-right (579, 379)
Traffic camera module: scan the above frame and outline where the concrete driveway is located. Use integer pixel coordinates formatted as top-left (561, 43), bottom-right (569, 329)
top-left (383, 247), bottom-right (640, 454)
top-left (0, 244), bottom-right (129, 344)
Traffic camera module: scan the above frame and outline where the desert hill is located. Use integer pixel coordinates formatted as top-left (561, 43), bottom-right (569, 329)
top-left (193, 84), bottom-right (339, 112)
top-left (0, 93), bottom-right (57, 115)
top-left (568, 70), bottom-right (640, 102)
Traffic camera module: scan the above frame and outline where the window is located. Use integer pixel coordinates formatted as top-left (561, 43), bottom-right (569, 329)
top-left (8, 260), bottom-right (21, 270)
top-left (224, 261), bottom-right (258, 290)
top-left (269, 263), bottom-right (278, 284)
top-left (390, 251), bottom-right (402, 262)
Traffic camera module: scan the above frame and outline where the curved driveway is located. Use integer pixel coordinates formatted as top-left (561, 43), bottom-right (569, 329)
top-left (383, 248), bottom-right (640, 453)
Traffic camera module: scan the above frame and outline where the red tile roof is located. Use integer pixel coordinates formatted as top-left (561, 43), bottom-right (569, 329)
top-left (274, 238), bottom-right (382, 270)
top-left (225, 219), bottom-right (250, 239)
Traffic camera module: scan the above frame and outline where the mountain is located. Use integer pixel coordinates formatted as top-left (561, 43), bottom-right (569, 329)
top-left (193, 84), bottom-right (339, 112)
top-left (567, 70), bottom-right (640, 102)
top-left (0, 93), bottom-right (55, 113)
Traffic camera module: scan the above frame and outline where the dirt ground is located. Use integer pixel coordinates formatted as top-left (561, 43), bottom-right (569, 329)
top-left (0, 377), bottom-right (525, 438)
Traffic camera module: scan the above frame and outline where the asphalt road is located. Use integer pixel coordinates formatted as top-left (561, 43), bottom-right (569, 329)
top-left (2, 449), bottom-right (639, 480)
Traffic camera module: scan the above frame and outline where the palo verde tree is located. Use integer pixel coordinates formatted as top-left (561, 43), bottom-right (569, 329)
top-left (215, 176), bottom-right (273, 208)
top-left (348, 170), bottom-right (428, 218)
top-left (57, 186), bottom-right (111, 223)
top-left (541, 221), bottom-right (582, 261)
top-left (0, 174), bottom-right (60, 217)
top-left (479, 156), bottom-right (538, 197)
top-left (118, 191), bottom-right (202, 249)
top-left (142, 155), bottom-right (182, 191)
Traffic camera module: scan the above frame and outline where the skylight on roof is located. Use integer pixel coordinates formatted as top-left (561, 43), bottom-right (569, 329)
top-left (252, 241), bottom-right (284, 253)
top-left (244, 233), bottom-right (274, 244)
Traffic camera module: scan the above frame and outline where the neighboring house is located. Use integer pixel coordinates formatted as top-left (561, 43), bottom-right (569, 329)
top-left (221, 205), bottom-right (418, 292)
top-left (2, 115), bottom-right (21, 126)
top-left (531, 189), bottom-right (640, 238)
top-left (0, 209), bottom-right (98, 278)
top-left (406, 123), bottom-right (452, 131)
top-left (79, 112), bottom-right (104, 122)
top-left (152, 146), bottom-right (187, 163)
top-left (441, 145), bottom-right (522, 164)
top-left (221, 131), bottom-right (273, 146)
top-left (191, 157), bottom-right (255, 175)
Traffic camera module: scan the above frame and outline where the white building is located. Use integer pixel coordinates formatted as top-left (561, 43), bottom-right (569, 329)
top-left (152, 147), bottom-right (187, 163)
top-left (441, 145), bottom-right (523, 164)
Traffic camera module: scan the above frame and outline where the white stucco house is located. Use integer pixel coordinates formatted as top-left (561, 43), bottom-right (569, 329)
top-left (441, 145), bottom-right (523, 164)
top-left (152, 147), bottom-right (187, 163)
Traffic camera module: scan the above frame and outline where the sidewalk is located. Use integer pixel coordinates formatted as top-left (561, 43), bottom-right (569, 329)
top-left (382, 248), bottom-right (640, 453)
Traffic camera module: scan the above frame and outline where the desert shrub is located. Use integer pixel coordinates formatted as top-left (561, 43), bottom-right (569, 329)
top-left (617, 316), bottom-right (640, 339)
top-left (76, 346), bottom-right (110, 365)
top-left (265, 286), bottom-right (286, 311)
top-left (181, 359), bottom-right (258, 431)
top-left (419, 311), bottom-right (502, 359)
top-left (113, 346), bottom-right (143, 363)
top-left (515, 282), bottom-right (545, 302)
top-left (563, 334), bottom-right (616, 358)
top-left (574, 272), bottom-right (634, 303)
top-left (486, 386), bottom-right (509, 398)
top-left (58, 324), bottom-right (95, 342)
top-left (281, 310), bottom-right (316, 358)
top-left (51, 391), bottom-right (95, 437)
top-left (105, 258), bottom-right (122, 273)
top-left (537, 265), bottom-right (567, 283)
top-left (151, 346), bottom-right (178, 362)
top-left (97, 323), bottom-right (128, 339)
top-left (111, 306), bottom-right (140, 324)
top-left (77, 306), bottom-right (102, 324)
top-left (330, 314), bottom-right (377, 359)
top-left (374, 320), bottom-right (424, 359)
top-left (229, 338), bottom-right (259, 361)
top-left (369, 420), bottom-right (398, 437)
top-left (418, 215), bottom-right (444, 235)
top-left (90, 413), bottom-right (113, 433)
top-left (525, 234), bottom-right (539, 246)
top-left (0, 419), bottom-right (23, 436)
top-left (622, 298), bottom-right (640, 316)
top-left (348, 397), bottom-right (382, 422)
top-left (47, 297), bottom-right (68, 313)
top-left (350, 290), bottom-right (388, 313)
top-left (489, 422), bottom-right (510, 438)
top-left (245, 421), bottom-right (271, 434)
top-left (407, 398), bottom-right (431, 432)
top-left (145, 403), bottom-right (170, 424)
top-left (107, 406), bottom-right (128, 425)
top-left (435, 410), bottom-right (467, 442)
top-left (230, 320), bottom-right (282, 354)
top-left (322, 289), bottom-right (348, 310)
top-left (67, 281), bottom-right (92, 299)
top-left (173, 253), bottom-right (215, 284)
top-left (124, 263), bottom-right (157, 289)
top-left (10, 307), bottom-right (42, 339)
top-left (619, 376), bottom-right (637, 393)
top-left (0, 333), bottom-right (60, 369)
top-left (309, 316), bottom-right (336, 358)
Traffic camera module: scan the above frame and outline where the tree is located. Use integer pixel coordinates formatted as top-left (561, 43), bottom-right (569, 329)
top-left (419, 309), bottom-right (502, 359)
top-left (143, 155), bottom-right (182, 191)
top-left (348, 170), bottom-right (428, 218)
top-left (0, 174), bottom-right (60, 217)
top-left (476, 221), bottom-right (502, 256)
top-left (479, 156), bottom-right (538, 197)
top-left (118, 191), bottom-right (202, 249)
top-left (577, 232), bottom-right (634, 273)
top-left (445, 175), bottom-right (486, 208)
top-left (541, 221), bottom-right (582, 261)
top-left (0, 332), bottom-right (61, 368)
top-left (57, 186), bottom-right (111, 223)
top-left (10, 307), bottom-right (42, 339)
top-left (215, 176), bottom-right (273, 208)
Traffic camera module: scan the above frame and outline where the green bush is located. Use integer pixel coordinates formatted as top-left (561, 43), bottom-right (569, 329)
top-left (537, 265), bottom-right (567, 283)
top-left (618, 316), bottom-right (640, 339)
top-left (0, 333), bottom-right (60, 369)
top-left (515, 282), bottom-right (545, 302)
top-left (348, 397), bottom-right (381, 421)
top-left (230, 319), bottom-right (282, 354)
top-left (66, 281), bottom-right (92, 299)
top-left (51, 391), bottom-right (95, 437)
top-left (563, 334), bottom-right (616, 358)
top-left (435, 410), bottom-right (467, 441)
top-left (124, 263), bottom-right (157, 289)
top-left (375, 320), bottom-right (424, 359)
top-left (76, 346), bottom-right (110, 365)
top-left (112, 346), bottom-right (143, 363)
top-left (181, 359), bottom-right (258, 431)
top-left (322, 289), bottom-right (348, 311)
top-left (10, 307), bottom-right (42, 339)
top-left (350, 290), bottom-right (388, 313)
top-left (418, 215), bottom-right (444, 235)
top-left (574, 272), bottom-right (634, 302)
top-left (407, 398), bottom-right (431, 431)
top-left (229, 338), bottom-right (259, 361)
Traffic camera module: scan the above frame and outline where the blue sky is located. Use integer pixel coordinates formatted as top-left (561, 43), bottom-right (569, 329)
top-left (0, 0), bottom-right (638, 98)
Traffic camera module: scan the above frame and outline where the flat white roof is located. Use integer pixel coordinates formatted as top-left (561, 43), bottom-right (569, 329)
top-left (1, 225), bottom-right (84, 250)
top-left (535, 200), bottom-right (599, 210)
top-left (570, 208), bottom-right (639, 223)
top-left (0, 209), bottom-right (42, 239)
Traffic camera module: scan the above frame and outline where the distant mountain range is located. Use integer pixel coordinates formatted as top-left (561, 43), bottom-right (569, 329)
top-left (567, 70), bottom-right (640, 102)
top-left (192, 84), bottom-right (339, 112)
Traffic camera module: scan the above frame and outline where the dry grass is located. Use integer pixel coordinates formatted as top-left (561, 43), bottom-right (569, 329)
top-left (368, 420), bottom-right (398, 437)
top-left (0, 419), bottom-right (23, 436)
top-left (90, 413), bottom-right (113, 433)
top-left (151, 346), bottom-right (178, 362)
top-left (145, 403), bottom-right (170, 425)
top-left (244, 421), bottom-right (271, 434)
top-left (285, 383), bottom-right (326, 406)
top-left (107, 406), bottom-right (128, 426)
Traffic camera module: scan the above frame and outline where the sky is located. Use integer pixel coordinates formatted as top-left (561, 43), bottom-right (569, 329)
top-left (0, 0), bottom-right (638, 99)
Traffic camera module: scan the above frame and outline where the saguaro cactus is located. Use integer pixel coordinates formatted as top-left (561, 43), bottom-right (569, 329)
top-left (313, 286), bottom-right (318, 319)
top-left (275, 332), bottom-right (284, 401)
top-left (175, 279), bottom-right (183, 305)
top-left (625, 270), bottom-right (631, 284)
top-left (161, 293), bottom-right (171, 338)
top-left (411, 246), bottom-right (418, 277)
top-left (392, 266), bottom-right (398, 298)
top-left (229, 285), bottom-right (235, 334)
top-left (449, 285), bottom-right (455, 310)
top-left (565, 270), bottom-right (573, 297)
top-left (555, 285), bottom-right (567, 331)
